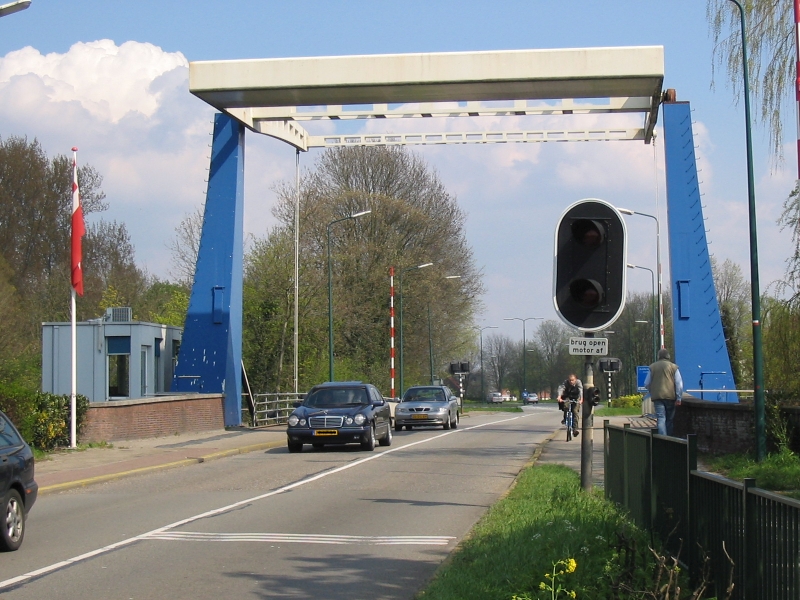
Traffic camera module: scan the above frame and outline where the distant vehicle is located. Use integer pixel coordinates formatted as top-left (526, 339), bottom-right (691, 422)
top-left (395, 386), bottom-right (459, 431)
top-left (286, 382), bottom-right (392, 452)
top-left (383, 397), bottom-right (399, 428)
top-left (523, 393), bottom-right (539, 405)
top-left (488, 392), bottom-right (504, 403)
top-left (0, 411), bottom-right (37, 552)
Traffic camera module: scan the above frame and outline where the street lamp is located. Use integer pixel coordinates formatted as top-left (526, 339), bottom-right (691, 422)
top-left (627, 263), bottom-right (657, 361)
top-left (617, 207), bottom-right (664, 350)
top-left (729, 0), bottom-right (766, 461)
top-left (473, 325), bottom-right (498, 402)
top-left (327, 210), bottom-right (371, 381)
top-left (0, 1), bottom-right (31, 18)
top-left (503, 317), bottom-right (543, 395)
top-left (428, 275), bottom-right (462, 384)
top-left (398, 262), bottom-right (433, 394)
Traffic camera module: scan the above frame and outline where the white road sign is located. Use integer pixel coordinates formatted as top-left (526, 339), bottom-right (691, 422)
top-left (568, 337), bottom-right (608, 355)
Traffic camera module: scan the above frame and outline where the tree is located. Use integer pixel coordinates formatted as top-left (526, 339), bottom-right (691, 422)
top-left (708, 0), bottom-right (793, 160)
top-left (249, 146), bottom-right (484, 393)
top-left (482, 333), bottom-right (516, 394)
top-left (169, 206), bottom-right (203, 287)
top-left (712, 255), bottom-right (752, 387)
top-left (534, 320), bottom-right (580, 398)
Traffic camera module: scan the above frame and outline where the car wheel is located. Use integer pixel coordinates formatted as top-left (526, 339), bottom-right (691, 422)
top-left (287, 441), bottom-right (303, 453)
top-left (1, 490), bottom-right (25, 552)
top-left (379, 423), bottom-right (392, 446)
top-left (395, 421), bottom-right (403, 432)
top-left (405, 425), bottom-right (413, 431)
top-left (452, 411), bottom-right (459, 429)
top-left (443, 412), bottom-right (451, 430)
top-left (361, 423), bottom-right (376, 451)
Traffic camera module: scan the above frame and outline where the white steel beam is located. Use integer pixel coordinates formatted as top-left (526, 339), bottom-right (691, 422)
top-left (308, 128), bottom-right (645, 148)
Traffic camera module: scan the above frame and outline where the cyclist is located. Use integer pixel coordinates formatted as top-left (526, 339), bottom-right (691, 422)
top-left (557, 374), bottom-right (582, 438)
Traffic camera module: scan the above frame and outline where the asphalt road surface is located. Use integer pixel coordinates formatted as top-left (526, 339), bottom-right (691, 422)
top-left (0, 406), bottom-right (559, 599)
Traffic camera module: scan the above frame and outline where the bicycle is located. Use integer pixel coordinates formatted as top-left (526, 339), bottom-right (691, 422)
top-left (563, 398), bottom-right (579, 442)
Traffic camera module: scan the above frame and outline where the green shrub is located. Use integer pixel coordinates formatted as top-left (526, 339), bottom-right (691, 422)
top-left (612, 393), bottom-right (643, 409)
top-left (0, 385), bottom-right (88, 450)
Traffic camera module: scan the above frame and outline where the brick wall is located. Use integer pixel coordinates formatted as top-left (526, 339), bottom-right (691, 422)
top-left (80, 394), bottom-right (225, 442)
top-left (673, 397), bottom-right (754, 454)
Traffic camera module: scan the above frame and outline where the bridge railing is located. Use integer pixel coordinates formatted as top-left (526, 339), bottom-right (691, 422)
top-left (241, 393), bottom-right (303, 427)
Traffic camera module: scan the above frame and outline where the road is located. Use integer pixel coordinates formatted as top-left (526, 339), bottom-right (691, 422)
top-left (0, 406), bottom-right (560, 599)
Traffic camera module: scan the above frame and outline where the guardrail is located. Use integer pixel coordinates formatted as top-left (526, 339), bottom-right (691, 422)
top-left (242, 392), bottom-right (303, 427)
top-left (605, 422), bottom-right (800, 599)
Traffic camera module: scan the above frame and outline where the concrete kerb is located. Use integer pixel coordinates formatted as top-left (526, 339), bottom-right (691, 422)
top-left (38, 439), bottom-right (285, 495)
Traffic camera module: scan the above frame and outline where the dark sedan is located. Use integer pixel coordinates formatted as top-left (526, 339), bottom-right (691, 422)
top-left (394, 385), bottom-right (460, 431)
top-left (286, 382), bottom-right (392, 452)
top-left (1, 410), bottom-right (37, 551)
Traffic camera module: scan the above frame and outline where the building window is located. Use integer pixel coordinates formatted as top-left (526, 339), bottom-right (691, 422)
top-left (107, 335), bottom-right (131, 399)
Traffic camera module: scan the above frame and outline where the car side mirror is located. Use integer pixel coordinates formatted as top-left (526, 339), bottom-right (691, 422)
top-left (373, 399), bottom-right (385, 407)
top-left (293, 401), bottom-right (303, 408)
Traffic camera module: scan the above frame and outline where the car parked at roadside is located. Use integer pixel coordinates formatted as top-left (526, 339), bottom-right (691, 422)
top-left (0, 411), bottom-right (37, 552)
top-left (395, 385), bottom-right (460, 431)
top-left (488, 392), bottom-right (504, 403)
top-left (286, 382), bottom-right (392, 452)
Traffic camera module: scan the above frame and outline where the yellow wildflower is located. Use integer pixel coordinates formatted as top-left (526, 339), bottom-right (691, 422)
top-left (566, 558), bottom-right (577, 573)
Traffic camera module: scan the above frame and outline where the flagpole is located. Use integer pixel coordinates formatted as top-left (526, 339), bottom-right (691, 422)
top-left (70, 287), bottom-right (76, 448)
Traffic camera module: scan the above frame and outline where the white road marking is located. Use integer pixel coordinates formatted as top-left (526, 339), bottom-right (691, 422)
top-left (0, 413), bottom-right (529, 590)
top-left (144, 532), bottom-right (455, 545)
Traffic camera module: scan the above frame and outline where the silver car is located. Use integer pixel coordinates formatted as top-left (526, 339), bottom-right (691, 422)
top-left (394, 386), bottom-right (460, 431)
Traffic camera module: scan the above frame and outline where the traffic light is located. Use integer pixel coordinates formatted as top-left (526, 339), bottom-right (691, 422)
top-left (585, 386), bottom-right (602, 407)
top-left (553, 198), bottom-right (627, 331)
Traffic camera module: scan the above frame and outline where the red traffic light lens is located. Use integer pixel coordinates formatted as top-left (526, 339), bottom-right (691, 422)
top-left (569, 278), bottom-right (604, 308)
top-left (571, 219), bottom-right (606, 248)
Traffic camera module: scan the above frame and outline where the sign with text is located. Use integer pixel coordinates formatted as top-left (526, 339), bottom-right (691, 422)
top-left (568, 337), bottom-right (608, 355)
top-left (637, 366), bottom-right (650, 392)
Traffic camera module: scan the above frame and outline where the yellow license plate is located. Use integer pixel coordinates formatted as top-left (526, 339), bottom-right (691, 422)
top-left (313, 430), bottom-right (338, 436)
top-left (412, 414), bottom-right (429, 420)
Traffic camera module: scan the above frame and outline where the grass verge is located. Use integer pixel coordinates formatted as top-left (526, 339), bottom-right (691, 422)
top-left (417, 464), bottom-right (671, 600)
top-left (705, 449), bottom-right (800, 499)
top-left (593, 407), bottom-right (642, 417)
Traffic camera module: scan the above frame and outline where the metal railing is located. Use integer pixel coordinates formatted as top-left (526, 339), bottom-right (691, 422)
top-left (242, 392), bottom-right (303, 427)
top-left (605, 422), bottom-right (800, 599)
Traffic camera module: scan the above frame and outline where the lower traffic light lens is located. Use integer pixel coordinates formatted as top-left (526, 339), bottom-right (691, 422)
top-left (569, 279), bottom-right (604, 308)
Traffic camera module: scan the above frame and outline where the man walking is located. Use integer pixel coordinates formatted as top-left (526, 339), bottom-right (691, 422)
top-left (644, 348), bottom-right (684, 436)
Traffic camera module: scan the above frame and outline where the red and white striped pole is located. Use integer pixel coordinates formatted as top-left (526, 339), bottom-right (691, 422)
top-left (389, 267), bottom-right (396, 397)
top-left (795, 0), bottom-right (800, 179)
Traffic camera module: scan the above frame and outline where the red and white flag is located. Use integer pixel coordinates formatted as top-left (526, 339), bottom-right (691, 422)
top-left (71, 147), bottom-right (85, 296)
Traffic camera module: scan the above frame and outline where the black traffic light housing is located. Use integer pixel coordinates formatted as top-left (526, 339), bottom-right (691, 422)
top-left (553, 198), bottom-right (627, 331)
top-left (585, 386), bottom-right (602, 407)
top-left (598, 358), bottom-right (622, 373)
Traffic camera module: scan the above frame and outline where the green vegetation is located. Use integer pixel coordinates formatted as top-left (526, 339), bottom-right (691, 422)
top-left (417, 464), bottom-right (690, 600)
top-left (611, 394), bottom-right (643, 409)
top-left (0, 387), bottom-right (89, 451)
top-left (594, 407), bottom-right (641, 417)
top-left (706, 450), bottom-right (800, 500)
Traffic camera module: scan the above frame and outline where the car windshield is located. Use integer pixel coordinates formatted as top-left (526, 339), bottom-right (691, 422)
top-left (304, 387), bottom-right (368, 407)
top-left (402, 388), bottom-right (446, 403)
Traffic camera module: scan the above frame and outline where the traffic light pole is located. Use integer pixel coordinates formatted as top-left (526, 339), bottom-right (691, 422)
top-left (581, 334), bottom-right (595, 492)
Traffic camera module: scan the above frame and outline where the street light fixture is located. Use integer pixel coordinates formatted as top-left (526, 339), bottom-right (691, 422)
top-left (473, 325), bottom-right (498, 402)
top-left (398, 262), bottom-right (433, 394)
top-left (428, 275), bottom-right (462, 384)
top-left (503, 317), bottom-right (543, 396)
top-left (326, 210), bottom-right (371, 381)
top-left (618, 207), bottom-right (664, 350)
top-left (728, 0), bottom-right (766, 461)
top-left (627, 263), bottom-right (657, 361)
top-left (0, 1), bottom-right (30, 18)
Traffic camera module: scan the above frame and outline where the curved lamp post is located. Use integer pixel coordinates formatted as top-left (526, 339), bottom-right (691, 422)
top-left (0, 1), bottom-right (31, 18)
top-left (627, 263), bottom-right (657, 362)
top-left (327, 210), bottom-right (371, 381)
top-left (728, 0), bottom-right (765, 461)
top-left (398, 262), bottom-right (433, 394)
top-left (618, 207), bottom-right (663, 350)
top-left (473, 325), bottom-right (498, 402)
top-left (503, 317), bottom-right (543, 395)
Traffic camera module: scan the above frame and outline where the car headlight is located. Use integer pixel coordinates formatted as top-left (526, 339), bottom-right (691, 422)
top-left (345, 416), bottom-right (354, 425)
top-left (354, 413), bottom-right (367, 425)
top-left (397, 406), bottom-right (408, 413)
top-left (435, 407), bottom-right (448, 413)
top-left (288, 415), bottom-right (299, 426)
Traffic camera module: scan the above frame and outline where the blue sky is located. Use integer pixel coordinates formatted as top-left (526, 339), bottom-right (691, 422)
top-left (0, 0), bottom-right (794, 344)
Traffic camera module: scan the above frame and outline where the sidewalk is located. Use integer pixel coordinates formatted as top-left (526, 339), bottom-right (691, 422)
top-left (36, 426), bottom-right (287, 494)
top-left (535, 414), bottom-right (657, 488)
top-left (34, 414), bottom-right (656, 495)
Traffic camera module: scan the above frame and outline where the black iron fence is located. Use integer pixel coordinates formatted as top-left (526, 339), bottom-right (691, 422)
top-left (605, 422), bottom-right (800, 599)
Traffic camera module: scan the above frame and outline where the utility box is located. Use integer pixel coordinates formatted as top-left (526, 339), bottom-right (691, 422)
top-left (42, 308), bottom-right (182, 402)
